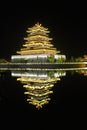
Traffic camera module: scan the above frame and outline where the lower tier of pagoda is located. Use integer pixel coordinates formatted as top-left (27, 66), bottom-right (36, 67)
top-left (16, 48), bottom-right (58, 55)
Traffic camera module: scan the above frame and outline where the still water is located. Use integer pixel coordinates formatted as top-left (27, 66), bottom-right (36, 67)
top-left (0, 69), bottom-right (87, 112)
top-left (0, 69), bottom-right (87, 127)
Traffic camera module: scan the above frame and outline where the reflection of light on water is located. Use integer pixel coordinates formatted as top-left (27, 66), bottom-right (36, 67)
top-left (75, 69), bottom-right (87, 76)
top-left (11, 70), bottom-right (66, 109)
top-left (0, 67), bottom-right (87, 109)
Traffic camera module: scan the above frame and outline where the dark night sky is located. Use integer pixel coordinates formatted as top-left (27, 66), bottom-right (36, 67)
top-left (0, 3), bottom-right (87, 127)
top-left (0, 4), bottom-right (87, 60)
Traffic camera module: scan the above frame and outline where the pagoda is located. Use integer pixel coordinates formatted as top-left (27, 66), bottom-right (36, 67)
top-left (11, 23), bottom-right (66, 63)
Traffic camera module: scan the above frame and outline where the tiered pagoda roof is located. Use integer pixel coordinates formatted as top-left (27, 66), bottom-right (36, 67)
top-left (17, 23), bottom-right (60, 55)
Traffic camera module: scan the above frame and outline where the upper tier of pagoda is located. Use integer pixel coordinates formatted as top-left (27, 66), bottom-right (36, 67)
top-left (27, 22), bottom-right (50, 34)
top-left (16, 23), bottom-right (60, 55)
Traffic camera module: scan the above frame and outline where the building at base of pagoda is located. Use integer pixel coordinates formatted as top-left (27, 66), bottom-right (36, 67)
top-left (11, 54), bottom-right (66, 63)
top-left (11, 23), bottom-right (66, 63)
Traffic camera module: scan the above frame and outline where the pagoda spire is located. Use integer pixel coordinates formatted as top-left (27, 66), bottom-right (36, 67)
top-left (36, 21), bottom-right (41, 26)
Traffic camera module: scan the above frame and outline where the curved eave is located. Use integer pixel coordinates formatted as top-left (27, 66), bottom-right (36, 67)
top-left (23, 43), bottom-right (53, 47)
top-left (23, 84), bottom-right (54, 90)
top-left (27, 25), bottom-right (48, 32)
top-left (20, 47), bottom-right (56, 51)
top-left (27, 98), bottom-right (50, 108)
top-left (27, 32), bottom-right (49, 36)
top-left (16, 49), bottom-right (58, 55)
top-left (24, 37), bottom-right (52, 41)
top-left (25, 41), bottom-right (52, 44)
top-left (24, 91), bottom-right (53, 97)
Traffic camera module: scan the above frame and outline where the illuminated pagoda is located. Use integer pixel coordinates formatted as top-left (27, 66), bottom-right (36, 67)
top-left (11, 22), bottom-right (66, 63)
top-left (11, 70), bottom-right (66, 109)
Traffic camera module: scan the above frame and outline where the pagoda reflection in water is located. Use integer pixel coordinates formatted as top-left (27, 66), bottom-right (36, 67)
top-left (11, 69), bottom-right (66, 109)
